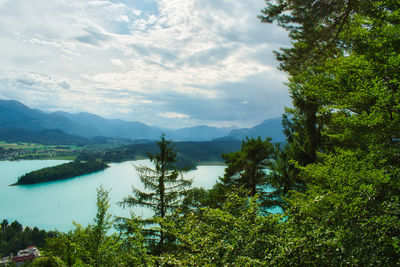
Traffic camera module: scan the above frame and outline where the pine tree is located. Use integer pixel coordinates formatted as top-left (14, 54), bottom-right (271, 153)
top-left (221, 137), bottom-right (274, 197)
top-left (260, 0), bottom-right (400, 168)
top-left (120, 135), bottom-right (192, 253)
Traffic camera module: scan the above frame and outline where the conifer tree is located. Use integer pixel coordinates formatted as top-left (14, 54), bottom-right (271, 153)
top-left (258, 0), bottom-right (358, 203)
top-left (221, 137), bottom-right (274, 197)
top-left (120, 135), bottom-right (192, 253)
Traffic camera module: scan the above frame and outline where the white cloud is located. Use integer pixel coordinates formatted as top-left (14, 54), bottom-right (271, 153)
top-left (110, 58), bottom-right (123, 66)
top-left (159, 112), bottom-right (190, 119)
top-left (88, 1), bottom-right (109, 7)
top-left (28, 37), bottom-right (78, 56)
top-left (131, 9), bottom-right (141, 16)
top-left (0, 0), bottom-right (290, 128)
top-left (116, 15), bottom-right (129, 22)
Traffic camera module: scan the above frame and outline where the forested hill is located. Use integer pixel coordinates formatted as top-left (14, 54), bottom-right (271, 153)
top-left (12, 160), bottom-right (108, 185)
top-left (76, 140), bottom-right (243, 169)
top-left (0, 128), bottom-right (89, 145)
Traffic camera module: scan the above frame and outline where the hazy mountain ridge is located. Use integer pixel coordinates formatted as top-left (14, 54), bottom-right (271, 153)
top-left (53, 111), bottom-right (163, 139)
top-left (168, 125), bottom-right (237, 141)
top-left (228, 117), bottom-right (285, 142)
top-left (0, 128), bottom-right (88, 145)
top-left (0, 99), bottom-right (284, 142)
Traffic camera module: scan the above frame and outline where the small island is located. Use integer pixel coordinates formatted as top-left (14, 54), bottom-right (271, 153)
top-left (11, 160), bottom-right (109, 185)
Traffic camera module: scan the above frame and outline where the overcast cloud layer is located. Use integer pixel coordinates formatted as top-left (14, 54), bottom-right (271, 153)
top-left (0, 0), bottom-right (290, 128)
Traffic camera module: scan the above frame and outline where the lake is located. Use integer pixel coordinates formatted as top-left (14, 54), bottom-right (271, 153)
top-left (0, 160), bottom-right (225, 232)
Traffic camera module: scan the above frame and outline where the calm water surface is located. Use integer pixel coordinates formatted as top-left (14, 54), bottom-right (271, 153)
top-left (0, 160), bottom-right (225, 232)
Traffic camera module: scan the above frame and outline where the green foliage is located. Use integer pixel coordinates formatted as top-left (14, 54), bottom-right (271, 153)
top-left (44, 187), bottom-right (151, 266)
top-left (14, 160), bottom-right (108, 185)
top-left (259, 0), bottom-right (360, 73)
top-left (86, 186), bottom-right (115, 267)
top-left (120, 135), bottom-right (192, 253)
top-left (258, 0), bottom-right (400, 264)
top-left (273, 151), bottom-right (400, 265)
top-left (114, 214), bottom-right (154, 266)
top-left (221, 137), bottom-right (274, 197)
top-left (163, 151), bottom-right (399, 265)
top-left (160, 191), bottom-right (282, 266)
top-left (0, 219), bottom-right (55, 258)
top-left (30, 255), bottom-right (65, 266)
top-left (260, 0), bottom-right (400, 165)
top-left (44, 229), bottom-right (83, 267)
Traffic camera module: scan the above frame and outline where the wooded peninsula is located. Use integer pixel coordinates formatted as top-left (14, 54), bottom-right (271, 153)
top-left (12, 160), bottom-right (108, 185)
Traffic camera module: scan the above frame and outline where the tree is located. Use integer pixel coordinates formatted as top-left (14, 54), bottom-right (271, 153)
top-left (120, 135), bottom-right (192, 253)
top-left (259, 0), bottom-right (400, 205)
top-left (44, 187), bottom-right (127, 266)
top-left (114, 214), bottom-right (154, 266)
top-left (44, 229), bottom-right (82, 267)
top-left (257, 0), bottom-right (400, 264)
top-left (160, 190), bottom-right (282, 266)
top-left (260, 0), bottom-right (400, 154)
top-left (86, 186), bottom-right (114, 267)
top-left (272, 151), bottom-right (400, 265)
top-left (258, 0), bottom-right (338, 204)
top-left (1, 220), bottom-right (8, 231)
top-left (259, 0), bottom-right (360, 73)
top-left (220, 137), bottom-right (274, 197)
top-left (31, 255), bottom-right (65, 266)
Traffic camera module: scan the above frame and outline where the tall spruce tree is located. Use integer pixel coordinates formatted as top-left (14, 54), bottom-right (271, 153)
top-left (120, 135), bottom-right (192, 253)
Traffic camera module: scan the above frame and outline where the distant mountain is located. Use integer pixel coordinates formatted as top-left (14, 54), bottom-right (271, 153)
top-left (53, 111), bottom-right (163, 139)
top-left (0, 99), bottom-right (163, 140)
top-left (168, 125), bottom-right (236, 141)
top-left (0, 100), bottom-right (80, 132)
top-left (227, 117), bottom-right (284, 142)
top-left (0, 128), bottom-right (88, 145)
top-left (0, 99), bottom-right (284, 143)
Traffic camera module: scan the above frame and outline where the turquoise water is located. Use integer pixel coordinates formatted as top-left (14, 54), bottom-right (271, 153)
top-left (0, 160), bottom-right (225, 232)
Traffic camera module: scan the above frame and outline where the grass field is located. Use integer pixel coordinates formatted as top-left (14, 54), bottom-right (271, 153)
top-left (0, 141), bottom-right (85, 151)
top-left (0, 141), bottom-right (83, 160)
top-left (0, 141), bottom-right (53, 150)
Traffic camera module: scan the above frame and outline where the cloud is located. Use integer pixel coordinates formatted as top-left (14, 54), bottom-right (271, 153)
top-left (0, 0), bottom-right (291, 128)
top-left (110, 58), bottom-right (123, 66)
top-left (75, 27), bottom-right (112, 46)
top-left (159, 112), bottom-right (190, 119)
top-left (58, 81), bottom-right (71, 90)
top-left (116, 15), bottom-right (129, 23)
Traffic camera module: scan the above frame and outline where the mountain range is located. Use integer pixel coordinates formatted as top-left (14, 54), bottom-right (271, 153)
top-left (0, 99), bottom-right (284, 143)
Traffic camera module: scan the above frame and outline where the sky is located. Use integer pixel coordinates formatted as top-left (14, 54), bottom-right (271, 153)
top-left (0, 0), bottom-right (291, 129)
